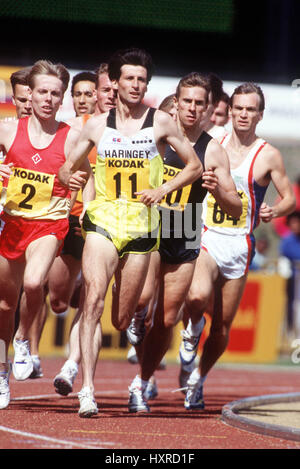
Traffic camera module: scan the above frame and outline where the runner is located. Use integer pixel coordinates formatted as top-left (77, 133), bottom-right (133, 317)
top-left (179, 82), bottom-right (296, 410)
top-left (0, 60), bottom-right (86, 410)
top-left (58, 48), bottom-right (203, 417)
top-left (127, 72), bottom-right (242, 413)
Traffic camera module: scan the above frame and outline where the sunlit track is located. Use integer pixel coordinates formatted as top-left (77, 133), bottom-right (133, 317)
top-left (2, 359), bottom-right (300, 449)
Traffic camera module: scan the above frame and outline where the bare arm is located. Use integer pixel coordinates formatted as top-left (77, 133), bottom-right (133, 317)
top-left (204, 140), bottom-right (242, 219)
top-left (59, 116), bottom-right (104, 187)
top-left (259, 147), bottom-right (296, 223)
top-left (136, 111), bottom-right (202, 206)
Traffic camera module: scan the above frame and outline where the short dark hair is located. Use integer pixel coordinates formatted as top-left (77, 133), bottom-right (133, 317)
top-left (207, 72), bottom-right (223, 105)
top-left (10, 67), bottom-right (31, 94)
top-left (175, 72), bottom-right (210, 103)
top-left (108, 48), bottom-right (154, 84)
top-left (71, 71), bottom-right (97, 96)
top-left (230, 82), bottom-right (265, 111)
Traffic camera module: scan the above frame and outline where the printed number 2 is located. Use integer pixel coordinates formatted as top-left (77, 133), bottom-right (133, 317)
top-left (19, 183), bottom-right (36, 210)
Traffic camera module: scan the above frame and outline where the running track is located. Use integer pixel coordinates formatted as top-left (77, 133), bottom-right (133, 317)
top-left (1, 358), bottom-right (300, 450)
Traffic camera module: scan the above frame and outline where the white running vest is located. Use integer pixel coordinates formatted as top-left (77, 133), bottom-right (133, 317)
top-left (202, 134), bottom-right (267, 235)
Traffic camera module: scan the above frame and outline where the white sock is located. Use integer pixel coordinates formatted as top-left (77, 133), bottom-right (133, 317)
top-left (65, 359), bottom-right (78, 370)
top-left (189, 368), bottom-right (207, 386)
top-left (186, 317), bottom-right (205, 337)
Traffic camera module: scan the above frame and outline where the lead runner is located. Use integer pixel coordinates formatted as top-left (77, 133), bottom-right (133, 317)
top-left (58, 48), bottom-right (202, 417)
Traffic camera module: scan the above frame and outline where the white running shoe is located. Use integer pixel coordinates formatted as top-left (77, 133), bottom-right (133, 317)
top-left (178, 360), bottom-right (197, 395)
top-left (78, 387), bottom-right (98, 418)
top-left (0, 363), bottom-right (11, 410)
top-left (54, 360), bottom-right (78, 396)
top-left (179, 316), bottom-right (206, 366)
top-left (12, 339), bottom-right (33, 380)
top-left (127, 346), bottom-right (139, 364)
top-left (128, 378), bottom-right (150, 413)
top-left (126, 309), bottom-right (147, 346)
top-left (29, 355), bottom-right (43, 379)
top-left (184, 377), bottom-right (205, 410)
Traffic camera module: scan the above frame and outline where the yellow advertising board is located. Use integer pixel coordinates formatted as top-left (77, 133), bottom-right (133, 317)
top-left (36, 272), bottom-right (285, 364)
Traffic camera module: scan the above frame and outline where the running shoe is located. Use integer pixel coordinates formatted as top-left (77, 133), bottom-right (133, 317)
top-left (126, 312), bottom-right (146, 346)
top-left (144, 376), bottom-right (158, 400)
top-left (127, 346), bottom-right (139, 364)
top-left (178, 360), bottom-right (197, 395)
top-left (78, 387), bottom-right (98, 418)
top-left (0, 363), bottom-right (11, 410)
top-left (29, 355), bottom-right (43, 379)
top-left (184, 378), bottom-right (205, 410)
top-left (12, 338), bottom-right (33, 381)
top-left (128, 381), bottom-right (150, 413)
top-left (53, 360), bottom-right (78, 396)
top-left (179, 316), bottom-right (206, 366)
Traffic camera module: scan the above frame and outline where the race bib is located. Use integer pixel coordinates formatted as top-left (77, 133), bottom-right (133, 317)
top-left (159, 164), bottom-right (191, 212)
top-left (5, 167), bottom-right (55, 214)
top-left (105, 158), bottom-right (150, 201)
top-left (205, 190), bottom-right (248, 228)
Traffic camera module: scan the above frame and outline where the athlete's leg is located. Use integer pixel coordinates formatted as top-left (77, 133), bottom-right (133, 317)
top-left (183, 249), bottom-right (219, 325)
top-left (0, 256), bottom-right (24, 372)
top-left (140, 261), bottom-right (196, 382)
top-left (80, 234), bottom-right (119, 392)
top-left (129, 251), bottom-right (160, 363)
top-left (48, 254), bottom-right (82, 314)
top-left (14, 235), bottom-right (62, 341)
top-left (199, 273), bottom-right (248, 377)
top-left (111, 251), bottom-right (151, 332)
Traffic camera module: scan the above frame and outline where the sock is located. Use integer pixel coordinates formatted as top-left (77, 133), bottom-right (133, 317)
top-left (186, 317), bottom-right (205, 337)
top-left (189, 368), bottom-right (207, 387)
top-left (65, 359), bottom-right (78, 370)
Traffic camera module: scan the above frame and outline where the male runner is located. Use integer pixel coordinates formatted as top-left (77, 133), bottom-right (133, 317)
top-left (24, 69), bottom-right (98, 379)
top-left (208, 91), bottom-right (230, 139)
top-left (127, 72), bottom-right (242, 413)
top-left (10, 67), bottom-right (33, 119)
top-left (71, 71), bottom-right (97, 117)
top-left (0, 60), bottom-right (85, 410)
top-left (58, 48), bottom-right (202, 417)
top-left (179, 83), bottom-right (296, 410)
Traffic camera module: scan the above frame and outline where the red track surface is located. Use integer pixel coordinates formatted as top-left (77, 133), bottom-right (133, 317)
top-left (1, 357), bottom-right (300, 450)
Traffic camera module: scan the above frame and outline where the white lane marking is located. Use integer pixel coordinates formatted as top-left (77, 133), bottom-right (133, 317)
top-left (0, 425), bottom-right (108, 449)
top-left (2, 392), bottom-right (117, 449)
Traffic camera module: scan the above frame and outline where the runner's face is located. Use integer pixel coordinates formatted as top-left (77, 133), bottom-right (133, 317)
top-left (116, 65), bottom-right (148, 105)
top-left (72, 80), bottom-right (96, 116)
top-left (12, 84), bottom-right (32, 119)
top-left (176, 86), bottom-right (207, 129)
top-left (230, 93), bottom-right (263, 133)
top-left (96, 73), bottom-right (116, 113)
top-left (30, 74), bottom-right (64, 120)
top-left (210, 100), bottom-right (228, 127)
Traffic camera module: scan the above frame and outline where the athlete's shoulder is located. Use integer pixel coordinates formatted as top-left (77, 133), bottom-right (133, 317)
top-left (259, 140), bottom-right (282, 163)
